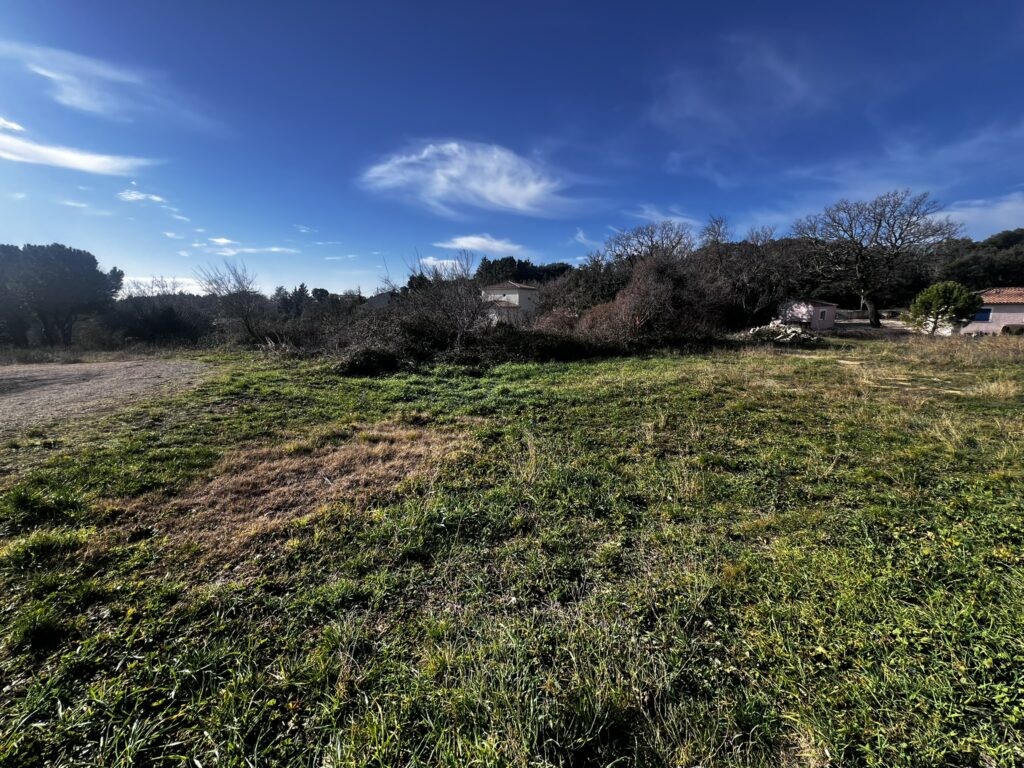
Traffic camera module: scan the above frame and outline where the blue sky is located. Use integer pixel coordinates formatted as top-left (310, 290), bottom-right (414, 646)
top-left (1, 1), bottom-right (1023, 293)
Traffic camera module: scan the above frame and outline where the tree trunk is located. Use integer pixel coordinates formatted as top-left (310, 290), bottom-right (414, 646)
top-left (864, 296), bottom-right (881, 328)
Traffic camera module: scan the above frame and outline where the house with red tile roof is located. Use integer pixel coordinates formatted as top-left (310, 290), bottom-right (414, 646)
top-left (960, 287), bottom-right (1024, 335)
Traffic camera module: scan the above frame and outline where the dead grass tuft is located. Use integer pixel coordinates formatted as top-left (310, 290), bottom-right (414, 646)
top-left (141, 423), bottom-right (466, 565)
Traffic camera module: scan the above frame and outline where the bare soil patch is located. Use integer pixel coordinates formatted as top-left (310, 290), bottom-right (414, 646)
top-left (0, 360), bottom-right (208, 438)
top-left (137, 423), bottom-right (465, 566)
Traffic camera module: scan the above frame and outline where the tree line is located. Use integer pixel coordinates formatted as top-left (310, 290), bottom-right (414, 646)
top-left (3, 190), bottom-right (1023, 362)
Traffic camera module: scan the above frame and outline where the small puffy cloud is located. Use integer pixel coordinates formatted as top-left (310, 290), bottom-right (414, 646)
top-left (0, 117), bottom-right (25, 132)
top-left (171, 214), bottom-right (190, 222)
top-left (177, 250), bottom-right (190, 258)
top-left (118, 188), bottom-right (166, 203)
top-left (163, 231), bottom-right (183, 239)
top-left (208, 237), bottom-right (237, 245)
top-left (194, 227), bottom-right (206, 233)
top-left (432, 233), bottom-right (525, 256)
top-left (0, 131), bottom-right (153, 175)
top-left (294, 224), bottom-right (316, 234)
top-left (362, 140), bottom-right (573, 217)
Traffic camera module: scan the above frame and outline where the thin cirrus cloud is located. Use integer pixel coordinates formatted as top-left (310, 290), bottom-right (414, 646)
top-left (361, 140), bottom-right (575, 217)
top-left (214, 246), bottom-right (301, 257)
top-left (945, 192), bottom-right (1024, 239)
top-left (572, 227), bottom-right (600, 248)
top-left (433, 234), bottom-right (525, 256)
top-left (0, 40), bottom-right (217, 130)
top-left (118, 188), bottom-right (165, 203)
top-left (650, 37), bottom-right (826, 143)
top-left (0, 117), bottom-right (24, 132)
top-left (0, 119), bottom-right (153, 175)
top-left (626, 203), bottom-right (702, 228)
top-left (59, 199), bottom-right (111, 216)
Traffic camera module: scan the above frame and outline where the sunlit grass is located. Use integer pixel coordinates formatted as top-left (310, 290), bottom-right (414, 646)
top-left (1, 338), bottom-right (1022, 766)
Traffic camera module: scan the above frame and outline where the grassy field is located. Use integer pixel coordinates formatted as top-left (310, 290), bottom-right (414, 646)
top-left (1, 338), bottom-right (1023, 767)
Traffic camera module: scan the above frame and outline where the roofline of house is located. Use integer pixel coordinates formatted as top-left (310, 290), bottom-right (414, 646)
top-left (483, 281), bottom-right (539, 291)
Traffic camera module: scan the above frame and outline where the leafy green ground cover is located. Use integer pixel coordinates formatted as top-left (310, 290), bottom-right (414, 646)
top-left (1, 338), bottom-right (1022, 766)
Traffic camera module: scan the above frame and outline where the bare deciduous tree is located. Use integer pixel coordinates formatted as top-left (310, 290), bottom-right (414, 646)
top-left (195, 260), bottom-right (268, 341)
top-left (602, 221), bottom-right (695, 265)
top-left (793, 190), bottom-right (961, 326)
top-left (379, 249), bottom-right (489, 353)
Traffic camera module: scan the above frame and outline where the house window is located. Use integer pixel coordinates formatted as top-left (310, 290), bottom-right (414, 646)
top-left (974, 308), bottom-right (992, 322)
top-left (819, 309), bottom-right (827, 320)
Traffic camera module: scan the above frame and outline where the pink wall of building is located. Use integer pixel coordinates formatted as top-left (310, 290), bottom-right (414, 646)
top-left (961, 303), bottom-right (1024, 335)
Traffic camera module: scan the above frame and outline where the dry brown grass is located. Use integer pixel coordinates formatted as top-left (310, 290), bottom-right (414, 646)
top-left (879, 335), bottom-right (1024, 368)
top-left (130, 423), bottom-right (467, 566)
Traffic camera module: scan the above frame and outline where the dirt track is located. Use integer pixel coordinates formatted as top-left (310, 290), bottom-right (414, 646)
top-left (0, 360), bottom-right (208, 438)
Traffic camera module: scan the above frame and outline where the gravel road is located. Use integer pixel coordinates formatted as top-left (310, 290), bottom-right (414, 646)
top-left (0, 360), bottom-right (208, 438)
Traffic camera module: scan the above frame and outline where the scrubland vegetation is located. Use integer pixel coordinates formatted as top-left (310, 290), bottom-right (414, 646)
top-left (1, 335), bottom-right (1023, 766)
top-left (4, 191), bottom-right (1024, 370)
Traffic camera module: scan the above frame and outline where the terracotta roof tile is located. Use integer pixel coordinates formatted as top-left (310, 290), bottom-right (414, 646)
top-left (979, 287), bottom-right (1024, 304)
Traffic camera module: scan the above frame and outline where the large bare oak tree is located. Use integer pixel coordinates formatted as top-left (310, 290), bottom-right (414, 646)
top-left (793, 190), bottom-right (961, 326)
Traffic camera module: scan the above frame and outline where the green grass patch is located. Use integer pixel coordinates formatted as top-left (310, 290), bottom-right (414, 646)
top-left (0, 339), bottom-right (1022, 766)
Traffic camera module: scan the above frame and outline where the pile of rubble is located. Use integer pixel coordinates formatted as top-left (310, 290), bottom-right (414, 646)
top-left (746, 321), bottom-right (823, 345)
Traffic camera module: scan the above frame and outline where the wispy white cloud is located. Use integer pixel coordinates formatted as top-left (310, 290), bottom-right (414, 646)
top-left (215, 246), bottom-right (300, 257)
top-left (294, 224), bottom-right (316, 234)
top-left (0, 130), bottom-right (153, 175)
top-left (324, 254), bottom-right (360, 261)
top-left (572, 227), bottom-right (600, 248)
top-left (788, 121), bottom-right (1024, 201)
top-left (208, 237), bottom-right (237, 245)
top-left (59, 199), bottom-right (112, 216)
top-left (9, 192), bottom-right (27, 200)
top-left (195, 228), bottom-right (206, 233)
top-left (0, 116), bottom-right (24, 132)
top-left (626, 203), bottom-right (701, 228)
top-left (313, 240), bottom-right (342, 246)
top-left (651, 37), bottom-right (826, 143)
top-left (432, 233), bottom-right (525, 256)
top-left (945, 192), bottom-right (1024, 239)
top-left (171, 213), bottom-right (190, 222)
top-left (118, 188), bottom-right (165, 203)
top-left (419, 255), bottom-right (462, 270)
top-left (362, 140), bottom-right (573, 217)
top-left (163, 232), bottom-right (183, 239)
top-left (0, 40), bottom-right (216, 129)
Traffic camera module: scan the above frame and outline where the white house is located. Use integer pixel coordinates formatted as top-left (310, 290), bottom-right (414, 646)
top-left (961, 287), bottom-right (1024, 335)
top-left (481, 281), bottom-right (540, 324)
top-left (778, 299), bottom-right (838, 331)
